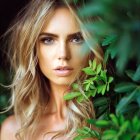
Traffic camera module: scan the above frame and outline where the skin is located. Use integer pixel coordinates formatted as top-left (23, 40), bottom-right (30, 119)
top-left (1, 7), bottom-right (95, 140)
top-left (37, 7), bottom-right (89, 120)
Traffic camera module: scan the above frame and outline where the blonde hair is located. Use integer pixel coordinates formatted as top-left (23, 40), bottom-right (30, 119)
top-left (5, 0), bottom-right (103, 139)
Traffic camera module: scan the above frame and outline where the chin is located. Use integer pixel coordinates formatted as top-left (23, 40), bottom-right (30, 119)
top-left (53, 77), bottom-right (74, 86)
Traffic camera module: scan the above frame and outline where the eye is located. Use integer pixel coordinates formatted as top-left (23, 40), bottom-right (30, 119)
top-left (40, 36), bottom-right (54, 45)
top-left (69, 33), bottom-right (84, 44)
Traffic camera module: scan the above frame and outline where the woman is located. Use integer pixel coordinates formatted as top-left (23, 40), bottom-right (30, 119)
top-left (1, 0), bottom-right (103, 139)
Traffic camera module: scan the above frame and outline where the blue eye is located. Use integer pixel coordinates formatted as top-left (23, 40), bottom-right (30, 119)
top-left (70, 34), bottom-right (84, 44)
top-left (40, 37), bottom-right (54, 45)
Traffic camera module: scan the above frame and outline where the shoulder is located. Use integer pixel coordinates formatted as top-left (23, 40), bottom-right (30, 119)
top-left (1, 115), bottom-right (19, 140)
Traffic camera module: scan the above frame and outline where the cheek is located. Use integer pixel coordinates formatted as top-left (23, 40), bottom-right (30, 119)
top-left (72, 48), bottom-right (89, 67)
top-left (37, 46), bottom-right (51, 63)
top-left (37, 48), bottom-right (51, 74)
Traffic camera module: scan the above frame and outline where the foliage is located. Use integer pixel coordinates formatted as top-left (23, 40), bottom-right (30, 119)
top-left (0, 69), bottom-right (11, 124)
top-left (86, 115), bottom-right (140, 140)
top-left (0, 0), bottom-right (140, 140)
top-left (64, 60), bottom-right (113, 102)
top-left (68, 0), bottom-right (140, 139)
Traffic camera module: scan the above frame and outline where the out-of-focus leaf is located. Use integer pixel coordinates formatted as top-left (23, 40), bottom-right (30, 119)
top-left (115, 82), bottom-right (137, 93)
top-left (94, 97), bottom-right (109, 107)
top-left (116, 32), bottom-right (131, 73)
top-left (95, 120), bottom-right (110, 127)
top-left (107, 44), bottom-right (118, 59)
top-left (132, 116), bottom-right (140, 132)
top-left (72, 83), bottom-right (79, 90)
top-left (125, 70), bottom-right (135, 80)
top-left (119, 121), bottom-right (130, 135)
top-left (133, 65), bottom-right (140, 82)
top-left (102, 34), bottom-right (117, 46)
top-left (79, 2), bottom-right (106, 17)
top-left (120, 134), bottom-right (131, 140)
top-left (102, 130), bottom-right (117, 140)
top-left (77, 95), bottom-right (85, 103)
top-left (116, 88), bottom-right (139, 114)
top-left (109, 114), bottom-right (119, 127)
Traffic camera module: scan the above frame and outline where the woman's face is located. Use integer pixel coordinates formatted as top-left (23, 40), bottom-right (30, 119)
top-left (37, 7), bottom-right (89, 86)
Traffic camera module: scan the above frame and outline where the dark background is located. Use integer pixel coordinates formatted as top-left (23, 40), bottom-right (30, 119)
top-left (0, 0), bottom-right (29, 68)
top-left (0, 0), bottom-right (29, 124)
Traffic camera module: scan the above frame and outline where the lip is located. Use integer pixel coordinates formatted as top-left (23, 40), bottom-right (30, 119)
top-left (54, 66), bottom-right (73, 77)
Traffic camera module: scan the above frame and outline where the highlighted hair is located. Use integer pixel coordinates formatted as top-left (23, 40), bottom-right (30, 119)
top-left (4, 0), bottom-right (103, 139)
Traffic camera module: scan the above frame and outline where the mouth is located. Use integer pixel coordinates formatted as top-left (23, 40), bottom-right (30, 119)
top-left (54, 66), bottom-right (73, 76)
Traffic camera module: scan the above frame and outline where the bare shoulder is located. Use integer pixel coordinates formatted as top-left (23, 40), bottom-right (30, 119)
top-left (0, 115), bottom-right (19, 140)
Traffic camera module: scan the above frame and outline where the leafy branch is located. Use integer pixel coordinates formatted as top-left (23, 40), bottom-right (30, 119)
top-left (64, 59), bottom-right (113, 102)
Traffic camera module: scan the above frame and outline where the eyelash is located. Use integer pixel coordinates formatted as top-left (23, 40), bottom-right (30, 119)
top-left (39, 34), bottom-right (84, 45)
top-left (40, 37), bottom-right (54, 45)
top-left (69, 35), bottom-right (84, 44)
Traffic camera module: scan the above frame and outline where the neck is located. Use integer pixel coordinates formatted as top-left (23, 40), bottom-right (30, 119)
top-left (46, 82), bottom-right (71, 119)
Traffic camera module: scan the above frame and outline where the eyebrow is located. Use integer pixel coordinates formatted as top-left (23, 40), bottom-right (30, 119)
top-left (39, 32), bottom-right (82, 38)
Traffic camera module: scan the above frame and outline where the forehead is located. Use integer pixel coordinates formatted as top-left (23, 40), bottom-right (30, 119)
top-left (42, 7), bottom-right (80, 34)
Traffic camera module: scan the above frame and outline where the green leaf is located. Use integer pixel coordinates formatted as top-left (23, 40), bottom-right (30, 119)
top-left (116, 88), bottom-right (139, 114)
top-left (136, 94), bottom-right (140, 107)
top-left (125, 70), bottom-right (135, 80)
top-left (85, 83), bottom-right (91, 91)
top-left (118, 104), bottom-right (138, 114)
top-left (107, 44), bottom-right (118, 59)
top-left (101, 85), bottom-right (106, 95)
top-left (106, 83), bottom-right (110, 91)
top-left (133, 65), bottom-right (140, 82)
top-left (100, 70), bottom-right (107, 82)
top-left (74, 135), bottom-right (92, 140)
top-left (108, 77), bottom-right (114, 83)
top-left (132, 116), bottom-right (140, 132)
top-left (82, 67), bottom-right (96, 75)
top-left (114, 82), bottom-right (137, 93)
top-left (79, 2), bottom-right (106, 17)
top-left (91, 90), bottom-right (97, 97)
top-left (89, 129), bottom-right (100, 138)
top-left (135, 134), bottom-right (140, 140)
top-left (116, 32), bottom-right (131, 73)
top-left (104, 50), bottom-right (109, 63)
top-left (89, 60), bottom-right (92, 68)
top-left (87, 119), bottom-right (96, 125)
top-left (102, 34), bottom-right (117, 46)
top-left (97, 85), bottom-right (106, 95)
top-left (96, 63), bottom-right (102, 74)
top-left (72, 83), bottom-right (79, 90)
top-left (97, 105), bottom-right (108, 117)
top-left (77, 95), bottom-right (85, 103)
top-left (73, 0), bottom-right (79, 4)
top-left (92, 59), bottom-right (97, 70)
top-left (95, 120), bottom-right (110, 127)
top-left (109, 114), bottom-right (119, 127)
top-left (64, 92), bottom-right (81, 100)
top-left (119, 121), bottom-right (130, 135)
top-left (94, 97), bottom-right (109, 107)
top-left (102, 130), bottom-right (117, 140)
top-left (119, 115), bottom-right (125, 126)
top-left (77, 127), bottom-right (90, 135)
top-left (120, 134), bottom-right (131, 140)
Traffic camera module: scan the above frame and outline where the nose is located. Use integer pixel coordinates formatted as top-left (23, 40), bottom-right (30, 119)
top-left (58, 42), bottom-right (70, 60)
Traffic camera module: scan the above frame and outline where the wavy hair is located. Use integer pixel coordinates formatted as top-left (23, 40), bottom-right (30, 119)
top-left (5, 0), bottom-right (103, 139)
